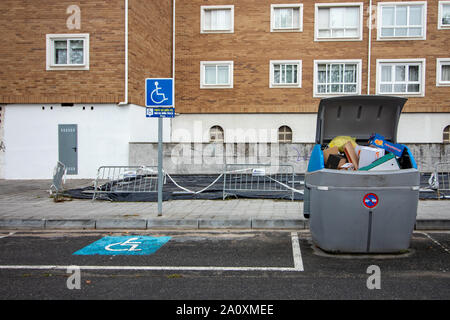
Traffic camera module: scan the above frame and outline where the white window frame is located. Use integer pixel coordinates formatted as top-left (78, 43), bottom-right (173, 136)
top-left (46, 33), bottom-right (89, 71)
top-left (438, 1), bottom-right (450, 29)
top-left (314, 2), bottom-right (363, 41)
top-left (200, 5), bottom-right (234, 34)
top-left (313, 59), bottom-right (362, 97)
top-left (200, 61), bottom-right (234, 89)
top-left (376, 58), bottom-right (426, 97)
top-left (437, 58), bottom-right (450, 86)
top-left (270, 4), bottom-right (304, 32)
top-left (377, 1), bottom-right (427, 41)
top-left (270, 60), bottom-right (302, 88)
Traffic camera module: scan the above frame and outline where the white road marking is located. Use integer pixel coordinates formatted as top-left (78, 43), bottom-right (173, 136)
top-left (0, 232), bottom-right (305, 272)
top-left (417, 232), bottom-right (450, 254)
top-left (0, 265), bottom-right (298, 272)
top-left (291, 232), bottom-right (304, 271)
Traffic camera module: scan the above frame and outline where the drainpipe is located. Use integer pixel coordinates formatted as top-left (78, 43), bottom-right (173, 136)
top-left (118, 0), bottom-right (129, 106)
top-left (171, 0), bottom-right (176, 141)
top-left (367, 0), bottom-right (373, 95)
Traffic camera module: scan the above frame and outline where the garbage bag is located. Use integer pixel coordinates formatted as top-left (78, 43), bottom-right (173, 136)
top-left (328, 136), bottom-right (357, 152)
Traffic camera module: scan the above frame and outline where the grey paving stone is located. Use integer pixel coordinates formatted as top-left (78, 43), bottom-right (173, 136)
top-left (147, 219), bottom-right (198, 229)
top-left (251, 219), bottom-right (306, 229)
top-left (198, 219), bottom-right (251, 229)
top-left (45, 219), bottom-right (96, 229)
top-left (415, 219), bottom-right (450, 230)
top-left (0, 219), bottom-right (45, 229)
top-left (95, 219), bottom-right (147, 229)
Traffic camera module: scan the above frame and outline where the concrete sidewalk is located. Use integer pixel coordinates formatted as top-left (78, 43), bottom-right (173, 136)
top-left (0, 179), bottom-right (449, 230)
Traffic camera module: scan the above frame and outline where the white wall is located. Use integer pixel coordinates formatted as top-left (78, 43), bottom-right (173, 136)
top-left (3, 104), bottom-right (171, 179)
top-left (171, 113), bottom-right (317, 143)
top-left (0, 105), bottom-right (5, 179)
top-left (172, 113), bottom-right (450, 144)
top-left (397, 113), bottom-right (450, 143)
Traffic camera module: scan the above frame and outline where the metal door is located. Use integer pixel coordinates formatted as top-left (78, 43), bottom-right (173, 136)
top-left (58, 124), bottom-right (78, 175)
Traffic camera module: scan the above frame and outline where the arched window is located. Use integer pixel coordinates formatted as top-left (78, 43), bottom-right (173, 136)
top-left (444, 125), bottom-right (450, 143)
top-left (209, 126), bottom-right (224, 143)
top-left (278, 126), bottom-right (292, 143)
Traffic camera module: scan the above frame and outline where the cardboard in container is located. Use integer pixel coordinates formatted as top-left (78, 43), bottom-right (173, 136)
top-left (323, 146), bottom-right (339, 165)
top-left (359, 153), bottom-right (400, 171)
top-left (343, 141), bottom-right (359, 170)
top-left (355, 145), bottom-right (385, 168)
top-left (326, 154), bottom-right (346, 169)
top-left (368, 134), bottom-right (405, 157)
top-left (339, 163), bottom-right (355, 171)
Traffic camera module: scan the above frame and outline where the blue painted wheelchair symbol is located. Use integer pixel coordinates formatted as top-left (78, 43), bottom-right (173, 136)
top-left (73, 236), bottom-right (171, 256)
top-left (146, 78), bottom-right (173, 107)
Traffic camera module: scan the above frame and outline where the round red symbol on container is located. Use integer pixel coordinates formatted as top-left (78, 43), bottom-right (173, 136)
top-left (363, 193), bottom-right (379, 209)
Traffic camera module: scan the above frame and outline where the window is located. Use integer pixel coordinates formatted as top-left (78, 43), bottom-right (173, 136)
top-left (437, 59), bottom-right (450, 86)
top-left (376, 59), bottom-right (425, 96)
top-left (438, 1), bottom-right (450, 29)
top-left (315, 3), bottom-right (363, 41)
top-left (278, 126), bottom-right (293, 143)
top-left (314, 60), bottom-right (362, 97)
top-left (271, 4), bottom-right (303, 32)
top-left (46, 34), bottom-right (89, 70)
top-left (201, 5), bottom-right (234, 33)
top-left (377, 2), bottom-right (427, 40)
top-left (200, 61), bottom-right (233, 89)
top-left (270, 60), bottom-right (302, 88)
top-left (210, 126), bottom-right (224, 143)
top-left (444, 126), bottom-right (450, 143)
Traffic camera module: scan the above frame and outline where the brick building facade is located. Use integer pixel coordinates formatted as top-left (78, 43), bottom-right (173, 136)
top-left (0, 0), bottom-right (448, 178)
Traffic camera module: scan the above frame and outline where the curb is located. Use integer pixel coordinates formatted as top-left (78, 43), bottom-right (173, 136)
top-left (0, 218), bottom-right (449, 230)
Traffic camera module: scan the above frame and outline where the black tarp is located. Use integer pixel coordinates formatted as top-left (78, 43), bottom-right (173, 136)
top-left (63, 173), bottom-right (447, 202)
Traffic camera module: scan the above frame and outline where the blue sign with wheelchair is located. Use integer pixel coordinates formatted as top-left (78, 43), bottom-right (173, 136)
top-left (73, 236), bottom-right (171, 256)
top-left (145, 78), bottom-right (174, 107)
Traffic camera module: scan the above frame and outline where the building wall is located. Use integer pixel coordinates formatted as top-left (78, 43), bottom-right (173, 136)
top-left (370, 0), bottom-right (450, 112)
top-left (175, 0), bottom-right (450, 113)
top-left (0, 0), bottom-right (126, 104)
top-left (0, 105), bottom-right (5, 178)
top-left (128, 0), bottom-right (173, 106)
top-left (2, 104), bottom-right (171, 179)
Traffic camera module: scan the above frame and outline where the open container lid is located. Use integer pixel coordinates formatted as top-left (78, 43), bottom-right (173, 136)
top-left (315, 95), bottom-right (407, 145)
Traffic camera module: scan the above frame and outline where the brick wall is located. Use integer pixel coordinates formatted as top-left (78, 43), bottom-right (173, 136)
top-left (0, 0), bottom-right (126, 104)
top-left (175, 0), bottom-right (450, 113)
top-left (128, 0), bottom-right (173, 107)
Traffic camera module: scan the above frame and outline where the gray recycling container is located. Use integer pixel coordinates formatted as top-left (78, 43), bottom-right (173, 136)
top-left (303, 95), bottom-right (420, 253)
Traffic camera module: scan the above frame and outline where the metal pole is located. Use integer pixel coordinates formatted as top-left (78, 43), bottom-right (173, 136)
top-left (158, 117), bottom-right (163, 216)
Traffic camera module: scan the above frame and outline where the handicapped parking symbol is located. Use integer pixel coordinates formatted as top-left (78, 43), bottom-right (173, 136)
top-left (146, 78), bottom-right (173, 107)
top-left (73, 236), bottom-right (171, 256)
top-left (150, 81), bottom-right (168, 105)
top-left (105, 237), bottom-right (142, 252)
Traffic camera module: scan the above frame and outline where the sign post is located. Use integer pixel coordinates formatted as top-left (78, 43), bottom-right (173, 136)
top-left (145, 78), bottom-right (174, 216)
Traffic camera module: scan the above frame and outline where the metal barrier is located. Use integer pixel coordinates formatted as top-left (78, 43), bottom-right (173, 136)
top-left (92, 166), bottom-right (165, 201)
top-left (223, 164), bottom-right (295, 201)
top-left (49, 161), bottom-right (66, 202)
top-left (433, 162), bottom-right (450, 199)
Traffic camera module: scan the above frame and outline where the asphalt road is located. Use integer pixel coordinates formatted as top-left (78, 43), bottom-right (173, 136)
top-left (0, 230), bottom-right (448, 303)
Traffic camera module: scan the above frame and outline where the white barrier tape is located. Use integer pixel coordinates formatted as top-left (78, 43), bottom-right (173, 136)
top-left (163, 168), bottom-right (305, 196)
top-left (165, 172), bottom-right (224, 195)
top-left (265, 176), bottom-right (304, 195)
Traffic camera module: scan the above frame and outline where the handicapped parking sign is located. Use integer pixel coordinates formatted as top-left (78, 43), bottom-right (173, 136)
top-left (363, 193), bottom-right (379, 209)
top-left (73, 236), bottom-right (171, 256)
top-left (145, 78), bottom-right (174, 107)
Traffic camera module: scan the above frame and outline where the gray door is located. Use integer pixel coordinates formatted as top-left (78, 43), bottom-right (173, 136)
top-left (58, 124), bottom-right (78, 175)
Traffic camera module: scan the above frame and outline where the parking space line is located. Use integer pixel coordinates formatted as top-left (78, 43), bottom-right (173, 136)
top-left (291, 232), bottom-right (304, 271)
top-left (417, 232), bottom-right (450, 254)
top-left (0, 232), bottom-right (304, 272)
